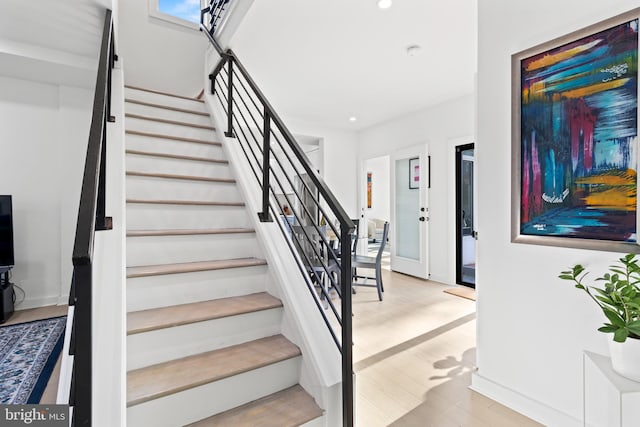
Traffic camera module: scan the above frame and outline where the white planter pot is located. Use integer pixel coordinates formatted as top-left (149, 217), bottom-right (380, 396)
top-left (609, 337), bottom-right (640, 382)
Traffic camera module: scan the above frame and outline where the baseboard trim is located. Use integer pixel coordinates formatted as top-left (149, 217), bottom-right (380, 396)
top-left (15, 296), bottom-right (61, 311)
top-left (471, 372), bottom-right (581, 427)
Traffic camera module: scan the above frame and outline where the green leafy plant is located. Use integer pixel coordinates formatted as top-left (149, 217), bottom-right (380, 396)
top-left (559, 254), bottom-right (640, 343)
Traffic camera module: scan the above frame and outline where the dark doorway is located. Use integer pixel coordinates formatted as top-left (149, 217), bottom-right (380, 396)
top-left (456, 143), bottom-right (475, 288)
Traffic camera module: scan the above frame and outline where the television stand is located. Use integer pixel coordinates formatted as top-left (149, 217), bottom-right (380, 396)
top-left (0, 268), bottom-right (14, 323)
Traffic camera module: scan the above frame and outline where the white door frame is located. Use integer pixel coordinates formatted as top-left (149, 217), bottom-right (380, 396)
top-left (358, 155), bottom-right (391, 255)
top-left (390, 144), bottom-right (430, 279)
top-left (447, 136), bottom-right (475, 286)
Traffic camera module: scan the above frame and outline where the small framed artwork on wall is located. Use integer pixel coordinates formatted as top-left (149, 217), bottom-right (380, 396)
top-left (409, 157), bottom-right (419, 189)
top-left (512, 8), bottom-right (640, 252)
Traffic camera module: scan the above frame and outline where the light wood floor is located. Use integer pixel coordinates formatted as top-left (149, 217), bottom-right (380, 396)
top-left (351, 266), bottom-right (542, 427)
top-left (3, 304), bottom-right (68, 404)
top-left (7, 274), bottom-right (542, 426)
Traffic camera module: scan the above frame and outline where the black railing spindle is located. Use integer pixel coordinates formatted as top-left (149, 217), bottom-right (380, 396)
top-left (259, 110), bottom-right (272, 222)
top-left (225, 58), bottom-right (234, 137)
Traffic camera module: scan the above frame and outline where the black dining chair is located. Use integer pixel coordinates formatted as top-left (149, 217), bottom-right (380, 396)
top-left (352, 221), bottom-right (389, 301)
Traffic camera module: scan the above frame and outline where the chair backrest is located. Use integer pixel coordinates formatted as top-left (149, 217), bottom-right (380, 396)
top-left (291, 225), bottom-right (324, 264)
top-left (376, 222), bottom-right (390, 261)
top-left (351, 219), bottom-right (360, 254)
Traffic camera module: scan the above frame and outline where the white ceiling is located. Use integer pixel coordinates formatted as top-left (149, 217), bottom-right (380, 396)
top-left (231, 0), bottom-right (477, 130)
top-left (0, 0), bottom-right (108, 88)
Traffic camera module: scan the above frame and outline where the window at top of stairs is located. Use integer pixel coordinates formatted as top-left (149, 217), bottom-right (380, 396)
top-left (149, 0), bottom-right (200, 30)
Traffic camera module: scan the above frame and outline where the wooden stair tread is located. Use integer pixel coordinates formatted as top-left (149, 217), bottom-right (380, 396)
top-left (125, 85), bottom-right (205, 103)
top-left (186, 385), bottom-right (323, 427)
top-left (127, 335), bottom-right (300, 407)
top-left (126, 113), bottom-right (215, 130)
top-left (127, 228), bottom-right (254, 237)
top-left (126, 171), bottom-right (235, 184)
top-left (127, 292), bottom-right (282, 335)
top-left (125, 98), bottom-right (209, 116)
top-left (126, 129), bottom-right (221, 146)
top-left (126, 258), bottom-right (267, 278)
top-left (126, 199), bottom-right (244, 207)
top-left (125, 149), bottom-right (227, 164)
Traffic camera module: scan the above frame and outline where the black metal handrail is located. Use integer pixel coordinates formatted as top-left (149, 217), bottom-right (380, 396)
top-left (200, 0), bottom-right (230, 36)
top-left (68, 8), bottom-right (115, 426)
top-left (201, 10), bottom-right (355, 427)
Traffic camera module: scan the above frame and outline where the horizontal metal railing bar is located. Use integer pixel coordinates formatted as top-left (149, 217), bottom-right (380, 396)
top-left (215, 69), bottom-right (344, 314)
top-left (269, 202), bottom-right (344, 336)
top-left (228, 67), bottom-right (342, 241)
top-left (224, 51), bottom-right (354, 233)
top-left (214, 77), bottom-right (344, 325)
top-left (226, 67), bottom-right (355, 239)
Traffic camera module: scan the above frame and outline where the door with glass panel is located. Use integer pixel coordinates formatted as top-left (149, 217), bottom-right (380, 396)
top-left (390, 145), bottom-right (429, 279)
top-left (456, 143), bottom-right (476, 287)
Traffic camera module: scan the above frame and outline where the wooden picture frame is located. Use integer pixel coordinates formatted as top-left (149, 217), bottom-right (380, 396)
top-left (512, 8), bottom-right (640, 252)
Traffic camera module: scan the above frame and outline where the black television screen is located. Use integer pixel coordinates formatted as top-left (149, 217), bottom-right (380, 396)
top-left (0, 195), bottom-right (14, 268)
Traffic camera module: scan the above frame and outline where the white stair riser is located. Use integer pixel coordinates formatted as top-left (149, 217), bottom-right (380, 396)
top-left (126, 265), bottom-right (268, 312)
top-left (126, 233), bottom-right (260, 266)
top-left (124, 88), bottom-right (207, 113)
top-left (125, 102), bottom-right (212, 126)
top-left (127, 308), bottom-right (283, 370)
top-left (125, 134), bottom-right (223, 158)
top-left (127, 203), bottom-right (250, 230)
top-left (126, 357), bottom-right (301, 427)
top-left (126, 176), bottom-right (241, 203)
top-left (125, 154), bottom-right (231, 178)
top-left (301, 416), bottom-right (326, 427)
top-left (126, 117), bottom-right (214, 141)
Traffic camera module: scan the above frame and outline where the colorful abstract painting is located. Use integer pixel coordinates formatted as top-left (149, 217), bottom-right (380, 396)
top-left (367, 172), bottom-right (372, 208)
top-left (518, 17), bottom-right (639, 244)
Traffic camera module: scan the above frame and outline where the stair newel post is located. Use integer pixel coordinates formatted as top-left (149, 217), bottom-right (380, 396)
top-left (72, 262), bottom-right (92, 427)
top-left (340, 223), bottom-right (354, 427)
top-left (225, 55), bottom-right (234, 138)
top-left (258, 108), bottom-right (272, 222)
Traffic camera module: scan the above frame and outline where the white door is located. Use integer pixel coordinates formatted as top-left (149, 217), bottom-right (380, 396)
top-left (390, 145), bottom-right (429, 279)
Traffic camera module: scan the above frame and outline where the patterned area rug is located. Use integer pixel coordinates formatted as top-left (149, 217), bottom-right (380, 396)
top-left (0, 316), bottom-right (66, 404)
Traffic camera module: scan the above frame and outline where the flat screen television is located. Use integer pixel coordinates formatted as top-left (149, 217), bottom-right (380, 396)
top-left (0, 195), bottom-right (14, 270)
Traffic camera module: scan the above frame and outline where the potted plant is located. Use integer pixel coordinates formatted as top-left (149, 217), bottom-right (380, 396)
top-left (560, 254), bottom-right (640, 382)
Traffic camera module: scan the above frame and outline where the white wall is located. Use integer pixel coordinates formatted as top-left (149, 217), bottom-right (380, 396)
top-left (475, 2), bottom-right (639, 425)
top-left (358, 95), bottom-right (475, 284)
top-left (0, 76), bottom-right (93, 309)
top-left (118, 0), bottom-right (208, 97)
top-left (365, 156), bottom-right (390, 222)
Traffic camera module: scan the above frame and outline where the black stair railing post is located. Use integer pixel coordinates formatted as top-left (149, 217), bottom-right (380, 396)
top-left (340, 225), bottom-right (354, 427)
top-left (225, 57), bottom-right (234, 137)
top-left (95, 118), bottom-right (107, 231)
top-left (259, 108), bottom-right (272, 222)
top-left (72, 263), bottom-right (92, 426)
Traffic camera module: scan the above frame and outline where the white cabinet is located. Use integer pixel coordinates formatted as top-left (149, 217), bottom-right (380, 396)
top-left (583, 351), bottom-right (640, 427)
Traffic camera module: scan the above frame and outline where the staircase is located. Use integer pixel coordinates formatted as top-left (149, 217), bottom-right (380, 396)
top-left (123, 86), bottom-right (324, 426)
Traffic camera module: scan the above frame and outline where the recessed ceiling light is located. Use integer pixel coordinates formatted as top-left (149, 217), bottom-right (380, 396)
top-left (349, 116), bottom-right (357, 122)
top-left (377, 0), bottom-right (392, 9)
top-left (406, 45), bottom-right (422, 56)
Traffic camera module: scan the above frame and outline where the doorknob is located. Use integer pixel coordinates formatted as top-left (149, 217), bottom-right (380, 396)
top-left (419, 217), bottom-right (426, 221)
